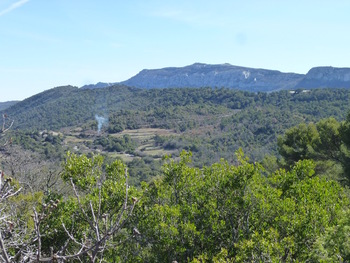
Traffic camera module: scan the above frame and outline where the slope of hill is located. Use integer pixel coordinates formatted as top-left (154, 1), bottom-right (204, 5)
top-left (3, 85), bottom-right (141, 130)
top-left (2, 84), bottom-right (350, 164)
top-left (0, 101), bottom-right (19, 111)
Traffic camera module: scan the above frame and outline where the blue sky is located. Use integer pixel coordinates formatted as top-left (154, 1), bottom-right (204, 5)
top-left (1, 0), bottom-right (350, 101)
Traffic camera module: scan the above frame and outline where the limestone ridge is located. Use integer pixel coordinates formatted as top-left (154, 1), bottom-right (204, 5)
top-left (81, 63), bottom-right (350, 92)
top-left (120, 63), bottom-right (304, 92)
top-left (295, 66), bottom-right (350, 89)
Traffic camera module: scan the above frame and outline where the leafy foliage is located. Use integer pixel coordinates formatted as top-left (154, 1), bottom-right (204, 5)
top-left (93, 134), bottom-right (136, 153)
top-left (277, 114), bottom-right (350, 182)
top-left (1, 146), bottom-right (350, 261)
top-left (2, 87), bottom-right (350, 261)
top-left (124, 151), bottom-right (348, 262)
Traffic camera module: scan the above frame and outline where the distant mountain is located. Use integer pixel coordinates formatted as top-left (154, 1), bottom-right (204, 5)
top-left (295, 66), bottom-right (350, 89)
top-left (80, 63), bottom-right (350, 92)
top-left (120, 63), bottom-right (304, 92)
top-left (81, 82), bottom-right (115, 89)
top-left (0, 101), bottom-right (19, 111)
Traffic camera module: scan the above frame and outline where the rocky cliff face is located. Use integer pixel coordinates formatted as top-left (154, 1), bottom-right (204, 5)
top-left (295, 66), bottom-right (350, 89)
top-left (120, 63), bottom-right (304, 92)
top-left (81, 63), bottom-right (350, 92)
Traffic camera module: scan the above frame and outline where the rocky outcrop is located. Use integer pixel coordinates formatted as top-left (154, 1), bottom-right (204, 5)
top-left (120, 63), bottom-right (304, 92)
top-left (80, 63), bottom-right (350, 92)
top-left (295, 66), bottom-right (350, 89)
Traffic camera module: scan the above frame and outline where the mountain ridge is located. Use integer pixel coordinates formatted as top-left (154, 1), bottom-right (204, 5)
top-left (120, 63), bottom-right (304, 92)
top-left (295, 66), bottom-right (350, 89)
top-left (81, 63), bottom-right (350, 92)
top-left (4, 64), bottom-right (350, 104)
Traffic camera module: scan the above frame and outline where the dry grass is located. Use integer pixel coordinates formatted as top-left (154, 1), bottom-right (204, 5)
top-left (111, 128), bottom-right (176, 139)
top-left (64, 135), bottom-right (90, 144)
top-left (109, 152), bottom-right (136, 162)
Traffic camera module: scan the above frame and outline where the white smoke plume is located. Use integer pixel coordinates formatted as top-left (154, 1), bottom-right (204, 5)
top-left (95, 115), bottom-right (108, 134)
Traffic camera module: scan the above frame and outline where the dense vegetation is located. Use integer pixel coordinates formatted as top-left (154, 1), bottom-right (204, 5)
top-left (2, 117), bottom-right (350, 261)
top-left (2, 87), bottom-right (350, 261)
top-left (0, 101), bottom-right (18, 112)
top-left (4, 86), bottom-right (350, 132)
top-left (2, 86), bottom-right (350, 165)
top-left (1, 87), bottom-right (350, 185)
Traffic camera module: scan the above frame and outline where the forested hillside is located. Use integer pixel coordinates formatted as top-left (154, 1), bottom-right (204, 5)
top-left (4, 86), bottom-right (350, 131)
top-left (0, 101), bottom-right (18, 111)
top-left (2, 86), bottom-right (350, 166)
top-left (2, 87), bottom-right (350, 185)
top-left (2, 86), bottom-right (350, 261)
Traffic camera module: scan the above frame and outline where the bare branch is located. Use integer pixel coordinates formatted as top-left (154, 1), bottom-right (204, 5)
top-left (0, 231), bottom-right (10, 263)
top-left (0, 157), bottom-right (136, 262)
top-left (70, 178), bottom-right (95, 231)
top-left (42, 168), bottom-right (134, 262)
top-left (33, 208), bottom-right (42, 262)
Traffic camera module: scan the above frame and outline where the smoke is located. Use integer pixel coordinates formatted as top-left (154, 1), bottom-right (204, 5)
top-left (95, 115), bottom-right (108, 134)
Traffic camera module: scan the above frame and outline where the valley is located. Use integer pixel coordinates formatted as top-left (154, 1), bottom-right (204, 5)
top-left (2, 86), bottom-right (350, 185)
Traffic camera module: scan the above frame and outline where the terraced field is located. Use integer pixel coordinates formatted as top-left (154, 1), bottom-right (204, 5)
top-left (112, 128), bottom-right (178, 160)
top-left (62, 127), bottom-right (178, 162)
